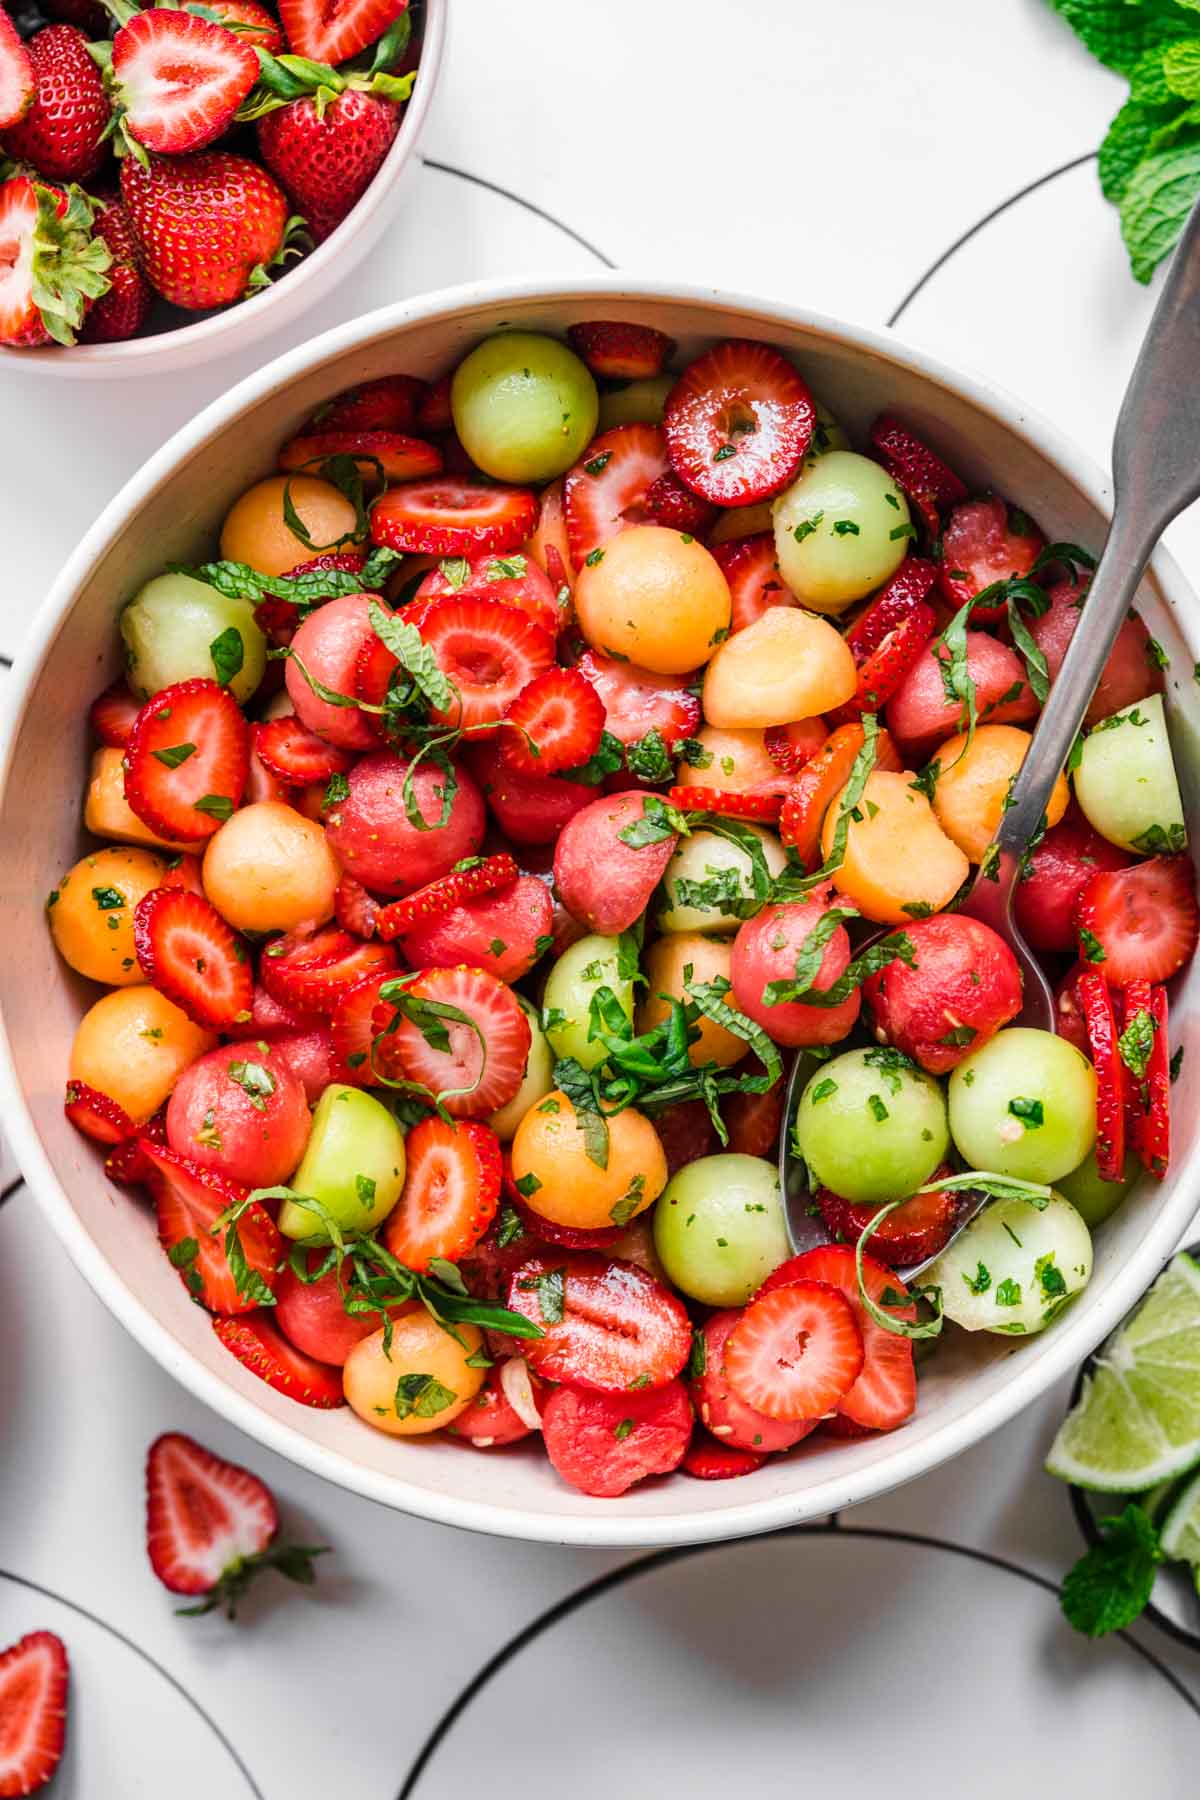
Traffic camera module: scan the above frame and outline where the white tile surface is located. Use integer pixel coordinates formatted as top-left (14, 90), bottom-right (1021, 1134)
top-left (3, 0), bottom-right (1200, 1792)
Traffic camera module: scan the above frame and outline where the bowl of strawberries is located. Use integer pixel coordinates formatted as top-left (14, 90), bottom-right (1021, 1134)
top-left (0, 0), bottom-right (444, 370)
top-left (3, 275), bottom-right (1199, 1546)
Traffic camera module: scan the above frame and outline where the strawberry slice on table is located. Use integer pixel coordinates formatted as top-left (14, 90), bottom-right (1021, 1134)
top-left (759, 1244), bottom-right (917, 1431)
top-left (667, 783), bottom-right (782, 824)
top-left (0, 175), bottom-right (111, 348)
top-left (278, 0), bottom-right (408, 65)
top-left (419, 596), bottom-right (556, 727)
top-left (145, 1431), bottom-right (326, 1617)
top-left (508, 1253), bottom-right (692, 1392)
top-left (566, 319), bottom-right (675, 381)
top-left (124, 679), bottom-right (249, 843)
top-left (763, 718), bottom-right (828, 774)
top-left (278, 429), bottom-right (443, 484)
top-left (252, 716), bottom-right (356, 787)
top-left (89, 680), bottom-right (142, 748)
top-left (213, 1311), bottom-right (345, 1407)
top-left (134, 888), bottom-right (253, 1029)
top-left (562, 423), bottom-right (671, 563)
top-left (260, 924), bottom-right (396, 1013)
top-left (0, 13), bottom-right (34, 130)
top-left (868, 413), bottom-right (968, 541)
top-left (371, 964), bottom-right (531, 1117)
top-left (371, 476), bottom-right (537, 556)
top-left (725, 1281), bottom-right (864, 1421)
top-left (1074, 855), bottom-right (1199, 987)
top-left (64, 1079), bottom-right (134, 1146)
top-left (112, 8), bottom-right (260, 155)
top-left (500, 665), bottom-right (606, 777)
top-left (142, 1141), bottom-right (281, 1315)
top-left (541, 1380), bottom-right (692, 1498)
top-left (663, 338), bottom-right (816, 506)
top-left (1075, 972), bottom-right (1126, 1183)
top-left (680, 1439), bottom-right (766, 1480)
top-left (1121, 978), bottom-right (1171, 1180)
top-left (574, 648), bottom-right (700, 751)
top-left (311, 374), bottom-right (427, 434)
top-left (938, 494), bottom-right (1045, 621)
top-left (374, 851), bottom-right (519, 940)
top-left (0, 1630), bottom-right (68, 1798)
top-left (382, 1115), bottom-right (502, 1271)
top-left (712, 532), bottom-right (794, 632)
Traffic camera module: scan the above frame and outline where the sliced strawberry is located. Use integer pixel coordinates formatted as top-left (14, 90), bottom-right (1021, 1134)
top-left (667, 783), bottom-right (781, 824)
top-left (663, 339), bottom-right (815, 506)
top-left (415, 550), bottom-right (561, 636)
top-left (279, 428), bottom-right (442, 483)
top-left (1075, 972), bottom-right (1125, 1182)
top-left (830, 569), bottom-right (938, 724)
top-left (778, 722), bottom-right (902, 867)
top-left (938, 495), bottom-right (1045, 621)
top-left (1138, 982), bottom-right (1171, 1179)
top-left (113, 9), bottom-right (259, 154)
top-left (124, 679), bottom-right (249, 843)
top-left (415, 373), bottom-right (452, 434)
top-left (468, 740), bottom-right (593, 845)
top-left (764, 719), bottom-right (829, 774)
top-left (227, 983), bottom-right (321, 1042)
top-left (334, 873), bottom-right (380, 939)
top-left (143, 1141), bottom-right (280, 1315)
top-left (312, 374), bottom-right (427, 434)
top-left (371, 477), bottom-right (537, 556)
top-left (760, 1245), bottom-right (917, 1431)
top-left (203, 0), bottom-right (283, 52)
top-left (372, 964), bottom-right (531, 1117)
top-left (1122, 978), bottom-right (1171, 1180)
top-left (509, 1253), bottom-right (691, 1391)
top-left (574, 648), bottom-right (700, 751)
top-left (398, 871), bottom-right (553, 986)
top-left (566, 319), bottom-right (675, 381)
top-left (844, 558), bottom-right (940, 663)
top-left (1074, 856), bottom-right (1199, 987)
top-left (252, 716), bottom-right (356, 787)
top-left (374, 852), bottom-right (518, 939)
top-left (134, 888), bottom-right (253, 1029)
top-left (725, 1281), bottom-right (863, 1421)
top-left (721, 1077), bottom-right (786, 1160)
top-left (212, 1310), bottom-right (345, 1407)
top-left (277, 0), bottom-right (408, 63)
top-left (868, 414), bottom-right (968, 541)
top-left (681, 1439), bottom-right (766, 1479)
top-left (711, 533), bottom-right (794, 632)
top-left (501, 665), bottom-right (605, 777)
top-left (105, 1118), bottom-right (163, 1186)
top-left (0, 13), bottom-right (34, 131)
top-left (260, 924), bottom-right (396, 1014)
top-left (0, 1630), bottom-right (68, 1798)
top-left (328, 966), bottom-right (397, 1080)
top-left (817, 1169), bottom-right (958, 1268)
top-left (419, 596), bottom-right (555, 728)
top-left (64, 1080), bottom-right (134, 1146)
top-left (253, 551), bottom-right (367, 646)
top-left (161, 853), bottom-right (206, 897)
top-left (382, 1115), bottom-right (502, 1271)
top-left (643, 470), bottom-right (717, 537)
top-left (563, 423), bottom-right (670, 563)
top-left (89, 679), bottom-right (141, 748)
top-left (689, 1307), bottom-right (817, 1454)
top-left (817, 1411), bottom-right (877, 1441)
top-left (541, 1380), bottom-right (692, 1497)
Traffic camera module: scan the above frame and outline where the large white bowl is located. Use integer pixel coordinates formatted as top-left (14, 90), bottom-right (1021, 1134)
top-left (3, 277), bottom-right (1197, 1546)
top-left (0, 0), bottom-right (446, 379)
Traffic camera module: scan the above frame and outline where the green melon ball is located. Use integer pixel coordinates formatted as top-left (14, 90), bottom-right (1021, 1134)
top-left (488, 995), bottom-right (555, 1140)
top-left (929, 1190), bottom-right (1093, 1335)
top-left (277, 1085), bottom-right (405, 1241)
top-left (792, 1047), bottom-right (949, 1206)
top-left (1056, 1146), bottom-right (1138, 1229)
top-left (653, 1152), bottom-right (791, 1305)
top-left (772, 450), bottom-right (910, 614)
top-left (1073, 694), bottom-right (1186, 855)
top-left (121, 572), bottom-right (267, 705)
top-left (597, 374), bottom-right (675, 431)
top-left (542, 933), bottom-right (636, 1072)
top-left (948, 1028), bottom-right (1096, 1185)
top-left (451, 330), bottom-right (599, 483)
top-left (657, 827), bottom-right (787, 935)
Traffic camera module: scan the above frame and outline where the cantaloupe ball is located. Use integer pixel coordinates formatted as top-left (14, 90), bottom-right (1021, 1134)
top-left (709, 502), bottom-right (776, 545)
top-left (822, 768), bottom-right (969, 925)
top-left (510, 1089), bottom-right (668, 1231)
top-left (70, 986), bottom-right (214, 1123)
top-left (344, 1311), bottom-right (485, 1437)
top-left (219, 475), bottom-right (359, 579)
top-left (673, 725), bottom-right (779, 793)
top-left (202, 800), bottom-right (340, 933)
top-left (932, 725), bottom-right (1070, 863)
top-left (573, 524), bottom-right (731, 674)
top-left (639, 934), bottom-right (745, 1068)
top-left (84, 748), bottom-right (196, 852)
top-left (773, 450), bottom-right (910, 614)
top-left (702, 607), bottom-right (856, 728)
top-left (49, 846), bottom-right (168, 985)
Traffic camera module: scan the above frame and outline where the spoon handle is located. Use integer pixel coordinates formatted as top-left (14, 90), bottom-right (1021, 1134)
top-left (992, 193), bottom-right (1200, 860)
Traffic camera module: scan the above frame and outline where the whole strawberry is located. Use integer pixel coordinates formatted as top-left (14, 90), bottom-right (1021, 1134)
top-left (1, 23), bottom-right (110, 183)
top-left (258, 88), bottom-right (399, 242)
top-left (121, 150), bottom-right (296, 311)
top-left (80, 194), bottom-right (151, 342)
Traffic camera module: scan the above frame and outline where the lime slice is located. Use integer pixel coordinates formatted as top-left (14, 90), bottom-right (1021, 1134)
top-left (1045, 1251), bottom-right (1200, 1491)
top-left (1159, 1465), bottom-right (1200, 1566)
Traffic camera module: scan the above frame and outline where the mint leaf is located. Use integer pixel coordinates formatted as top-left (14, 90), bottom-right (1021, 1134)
top-left (1060, 1503), bottom-right (1162, 1637)
top-left (1120, 138), bottom-right (1200, 280)
top-left (1100, 96), bottom-right (1162, 201)
top-left (1128, 43), bottom-right (1175, 104)
top-left (1048, 0), bottom-right (1195, 75)
top-left (1164, 37), bottom-right (1200, 97)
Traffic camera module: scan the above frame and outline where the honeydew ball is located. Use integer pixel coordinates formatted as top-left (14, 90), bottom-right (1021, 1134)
top-left (948, 1028), bottom-right (1096, 1185)
top-left (792, 1046), bottom-right (949, 1206)
top-left (451, 331), bottom-right (599, 482)
top-left (929, 1190), bottom-right (1093, 1335)
top-left (773, 450), bottom-right (910, 614)
top-left (121, 573), bottom-right (267, 705)
top-left (542, 933), bottom-right (636, 1072)
top-left (657, 827), bottom-right (787, 935)
top-left (653, 1153), bottom-right (791, 1306)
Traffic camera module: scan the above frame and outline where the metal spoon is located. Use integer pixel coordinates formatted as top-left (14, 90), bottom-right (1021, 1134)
top-left (778, 194), bottom-right (1200, 1262)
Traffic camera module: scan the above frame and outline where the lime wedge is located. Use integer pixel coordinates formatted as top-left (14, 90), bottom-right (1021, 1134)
top-left (1159, 1465), bottom-right (1200, 1565)
top-left (1045, 1252), bottom-right (1200, 1491)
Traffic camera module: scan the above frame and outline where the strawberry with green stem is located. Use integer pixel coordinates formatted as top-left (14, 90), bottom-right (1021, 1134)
top-left (120, 147), bottom-right (302, 311)
top-left (0, 174), bottom-right (112, 346)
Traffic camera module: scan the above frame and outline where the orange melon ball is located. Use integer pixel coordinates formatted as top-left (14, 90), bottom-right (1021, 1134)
top-left (821, 768), bottom-right (969, 926)
top-left (673, 725), bottom-right (778, 793)
top-left (203, 800), bottom-right (340, 934)
top-left (219, 475), bottom-right (359, 579)
top-left (709, 502), bottom-right (775, 544)
top-left (932, 725), bottom-right (1070, 863)
top-left (343, 1311), bottom-right (484, 1436)
top-left (702, 607), bottom-right (856, 728)
top-left (510, 1089), bottom-right (667, 1231)
top-left (639, 934), bottom-right (745, 1068)
top-left (573, 524), bottom-right (731, 674)
top-left (84, 748), bottom-right (196, 852)
top-left (70, 986), bottom-right (214, 1123)
top-left (49, 846), bottom-right (169, 985)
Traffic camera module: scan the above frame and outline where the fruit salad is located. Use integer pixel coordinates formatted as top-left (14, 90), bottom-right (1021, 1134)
top-left (48, 319), bottom-right (1196, 1499)
top-left (0, 0), bottom-right (421, 349)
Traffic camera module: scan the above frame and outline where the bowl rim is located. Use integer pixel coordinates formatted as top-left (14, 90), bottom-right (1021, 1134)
top-left (0, 0), bottom-right (447, 377)
top-left (3, 272), bottom-right (1197, 1546)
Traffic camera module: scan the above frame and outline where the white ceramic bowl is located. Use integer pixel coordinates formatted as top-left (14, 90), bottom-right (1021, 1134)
top-left (3, 277), bottom-right (1198, 1546)
top-left (0, 0), bottom-right (446, 379)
